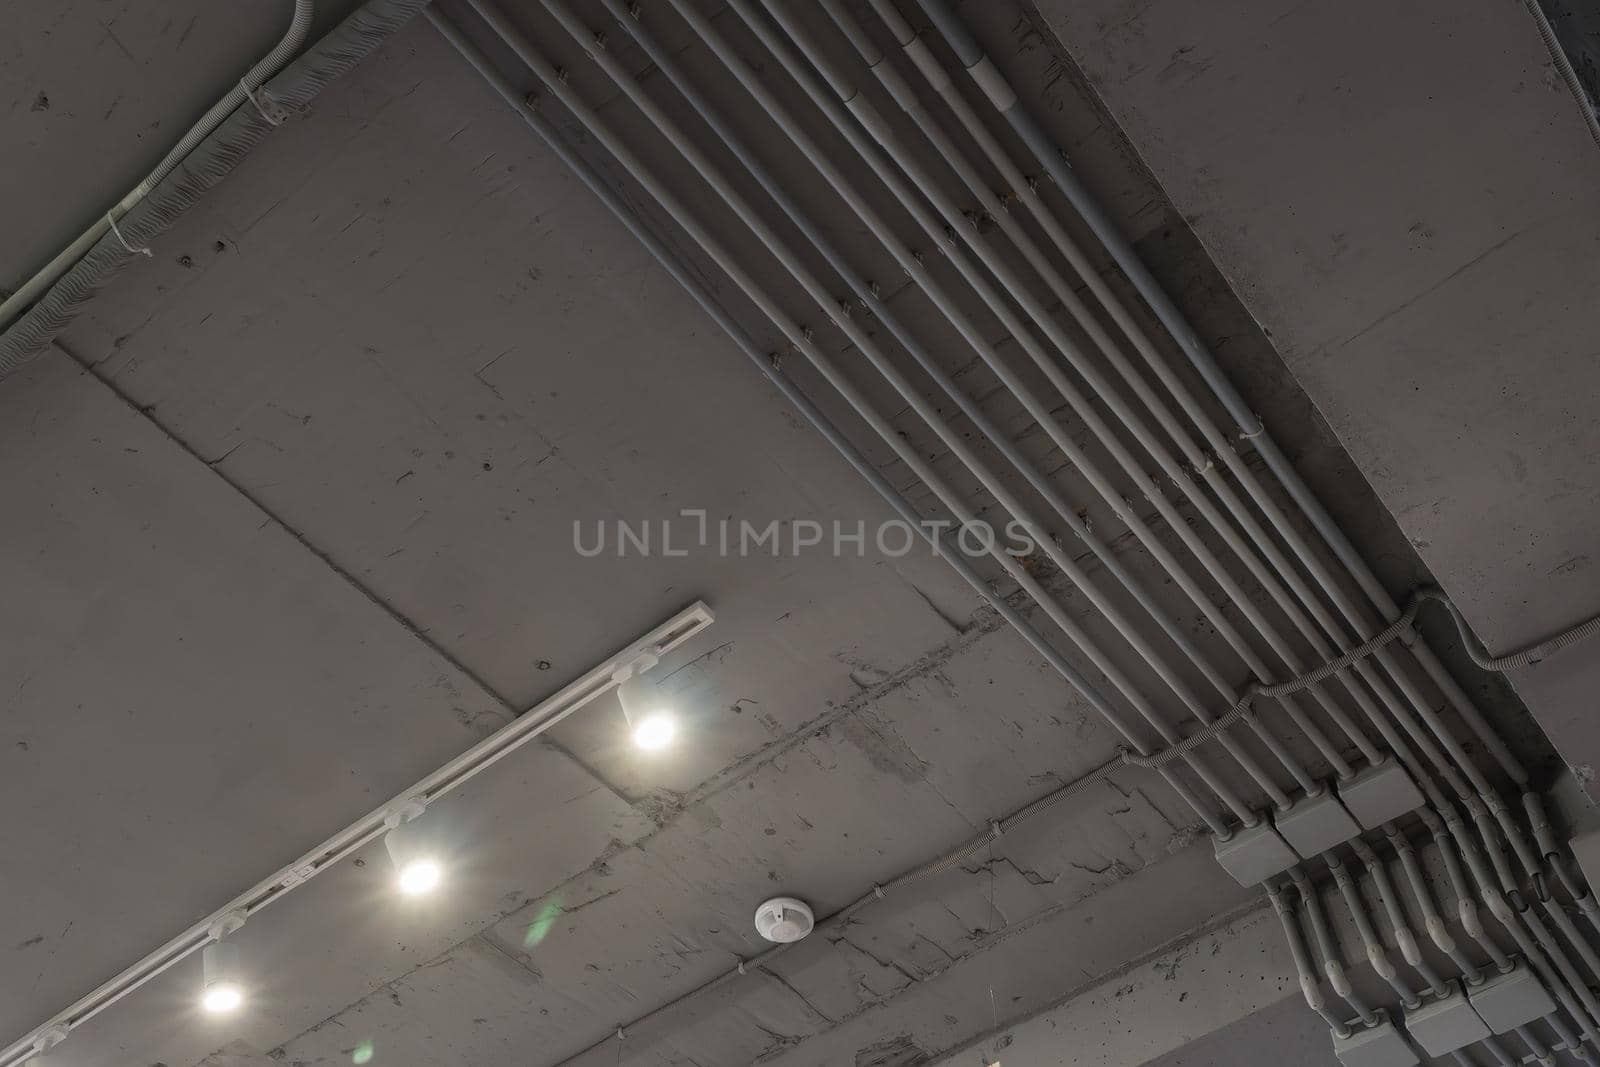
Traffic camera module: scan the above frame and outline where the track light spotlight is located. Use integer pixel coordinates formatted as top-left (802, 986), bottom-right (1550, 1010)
top-left (199, 912), bottom-right (247, 1015)
top-left (200, 947), bottom-right (242, 1014)
top-left (384, 798), bottom-right (443, 896)
top-left (613, 652), bottom-right (677, 751)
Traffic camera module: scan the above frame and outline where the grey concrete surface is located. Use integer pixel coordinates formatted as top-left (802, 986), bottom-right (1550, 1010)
top-left (1025, 0), bottom-right (1600, 792)
top-left (0, 0), bottom-right (1588, 1065)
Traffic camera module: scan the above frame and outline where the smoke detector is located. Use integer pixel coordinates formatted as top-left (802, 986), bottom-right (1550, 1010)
top-left (754, 896), bottom-right (814, 944)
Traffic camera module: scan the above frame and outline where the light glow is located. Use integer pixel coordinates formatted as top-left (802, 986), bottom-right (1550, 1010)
top-left (397, 859), bottom-right (442, 896)
top-left (632, 712), bottom-right (676, 751)
top-left (201, 983), bottom-right (243, 1014)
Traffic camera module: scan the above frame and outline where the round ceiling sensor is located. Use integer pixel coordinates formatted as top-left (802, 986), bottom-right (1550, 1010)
top-left (754, 896), bottom-right (814, 944)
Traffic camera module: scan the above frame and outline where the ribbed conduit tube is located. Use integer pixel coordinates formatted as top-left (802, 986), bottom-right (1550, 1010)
top-left (0, 0), bottom-right (433, 376)
top-left (0, 0), bottom-right (314, 336)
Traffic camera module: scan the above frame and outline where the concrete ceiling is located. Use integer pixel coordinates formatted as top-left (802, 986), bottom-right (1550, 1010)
top-left (1, 1), bottom-right (1594, 1066)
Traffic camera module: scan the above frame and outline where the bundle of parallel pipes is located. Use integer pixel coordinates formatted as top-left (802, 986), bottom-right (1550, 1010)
top-left (423, 1), bottom-right (1600, 1063)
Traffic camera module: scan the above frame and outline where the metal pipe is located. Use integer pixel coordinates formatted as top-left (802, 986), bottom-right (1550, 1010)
top-left (830, 11), bottom-right (1562, 896)
top-left (0, 0), bottom-right (315, 334)
top-left (1516, 1023), bottom-right (1558, 1067)
top-left (612, 1), bottom-right (1330, 805)
top-left (1351, 836), bottom-right (1448, 995)
top-left (1446, 807), bottom-right (1600, 1045)
top-left (908, 0), bottom-right (1563, 904)
top-left (1328, 851), bottom-right (1420, 1008)
top-left (1270, 881), bottom-right (1352, 1036)
top-left (746, 10), bottom-right (1564, 938)
top-left (804, 0), bottom-right (1367, 786)
top-left (1291, 866), bottom-right (1380, 1026)
top-left (912, 0), bottom-right (1530, 791)
top-left (857, 0), bottom-right (1399, 775)
top-left (455, 0), bottom-right (1244, 832)
top-left (541, 0), bottom-right (1292, 817)
top-left (1419, 806), bottom-right (1515, 973)
top-left (830, 0), bottom-right (1533, 878)
top-left (1388, 824), bottom-right (1483, 983)
top-left (860, 0), bottom-right (1414, 770)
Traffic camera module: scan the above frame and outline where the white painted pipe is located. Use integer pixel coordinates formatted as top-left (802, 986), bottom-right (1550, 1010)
top-left (841, 1), bottom-right (1591, 984)
top-left (420, 5), bottom-right (1233, 847)
top-left (652, 0), bottom-right (1344, 806)
top-left (912, 0), bottom-right (1531, 793)
top-left (472, 0), bottom-right (1261, 829)
top-left (543, 0), bottom-right (1298, 819)
top-left (0, 0), bottom-right (315, 333)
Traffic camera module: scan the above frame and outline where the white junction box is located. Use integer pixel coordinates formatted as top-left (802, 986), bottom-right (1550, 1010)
top-left (1338, 759), bottom-right (1425, 830)
top-left (1404, 981), bottom-right (1491, 1056)
top-left (1213, 819), bottom-right (1298, 886)
top-left (1277, 788), bottom-right (1362, 859)
top-left (1332, 1016), bottom-right (1419, 1067)
top-left (1468, 961), bottom-right (1557, 1033)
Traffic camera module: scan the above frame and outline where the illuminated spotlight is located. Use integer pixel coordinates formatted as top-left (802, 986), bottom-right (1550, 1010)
top-left (200, 934), bottom-right (245, 1015)
top-left (612, 652), bottom-right (677, 752)
top-left (384, 798), bottom-right (443, 897)
top-left (632, 712), bottom-right (676, 751)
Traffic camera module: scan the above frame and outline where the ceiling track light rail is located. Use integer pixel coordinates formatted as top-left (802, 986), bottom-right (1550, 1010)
top-left (2, 601), bottom-right (714, 1066)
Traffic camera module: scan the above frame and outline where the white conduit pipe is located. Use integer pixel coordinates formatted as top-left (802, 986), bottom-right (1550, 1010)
top-left (1328, 850), bottom-right (1422, 1009)
top-left (790, 0), bottom-right (1378, 788)
top-left (425, 0), bottom-right (1600, 1055)
top-left (1526, 792), bottom-right (1600, 935)
top-left (856, 0), bottom-right (1600, 971)
top-left (817, 1), bottom-right (1553, 903)
top-left (0, 602), bottom-right (714, 1067)
top-left (1444, 807), bottom-right (1600, 1046)
top-left (1419, 807), bottom-right (1515, 974)
top-left (822, 4), bottom-right (1553, 871)
top-left (895, 0), bottom-right (1570, 894)
top-left (1516, 1024), bottom-right (1559, 1067)
top-left (1290, 867), bottom-right (1380, 1027)
top-left (610, 0), bottom-right (1325, 809)
top-left (856, 0), bottom-right (1434, 782)
top-left (732, 0), bottom-right (1460, 841)
top-left (902, 15), bottom-right (1600, 962)
top-left (1269, 882), bottom-right (1352, 1037)
top-left (789, 0), bottom-right (1600, 1033)
top-left (1387, 825), bottom-right (1484, 983)
top-left (540, 0), bottom-right (1300, 820)
top-left (0, 0), bottom-right (314, 332)
top-left (1350, 836), bottom-right (1449, 996)
top-left (651, 0), bottom-right (1346, 804)
top-left (465, 0), bottom-right (1260, 832)
top-left (412, 9), bottom-right (1238, 843)
top-left (911, 0), bottom-right (1531, 798)
top-left (1389, 820), bottom-right (1591, 1062)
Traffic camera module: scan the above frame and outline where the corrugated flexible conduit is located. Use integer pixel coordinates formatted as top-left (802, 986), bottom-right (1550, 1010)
top-left (0, 0), bottom-right (313, 342)
top-left (0, 0), bottom-right (443, 377)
